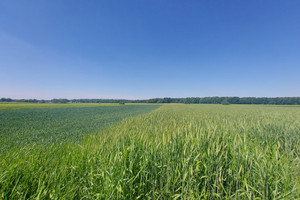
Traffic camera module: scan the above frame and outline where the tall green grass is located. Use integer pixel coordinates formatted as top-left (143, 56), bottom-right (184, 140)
top-left (0, 104), bottom-right (299, 199)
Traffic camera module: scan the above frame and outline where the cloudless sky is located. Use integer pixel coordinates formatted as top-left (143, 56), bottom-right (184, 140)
top-left (0, 0), bottom-right (299, 99)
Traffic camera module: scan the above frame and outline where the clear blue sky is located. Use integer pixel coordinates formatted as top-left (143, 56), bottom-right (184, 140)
top-left (1, 0), bottom-right (299, 99)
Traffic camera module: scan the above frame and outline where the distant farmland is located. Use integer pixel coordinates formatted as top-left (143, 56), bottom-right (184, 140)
top-left (0, 104), bottom-right (299, 199)
top-left (0, 104), bottom-right (159, 153)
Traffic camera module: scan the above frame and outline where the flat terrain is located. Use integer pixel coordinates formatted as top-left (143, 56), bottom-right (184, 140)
top-left (0, 104), bottom-right (159, 153)
top-left (0, 104), bottom-right (299, 199)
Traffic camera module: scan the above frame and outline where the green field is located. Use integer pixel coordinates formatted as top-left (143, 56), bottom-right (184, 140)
top-left (0, 104), bottom-right (159, 154)
top-left (0, 104), bottom-right (299, 199)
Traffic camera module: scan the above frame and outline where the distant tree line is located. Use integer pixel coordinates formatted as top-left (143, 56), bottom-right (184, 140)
top-left (1, 97), bottom-right (300, 105)
top-left (139, 97), bottom-right (300, 105)
top-left (51, 99), bottom-right (69, 104)
top-left (0, 98), bottom-right (49, 103)
top-left (0, 98), bottom-right (13, 102)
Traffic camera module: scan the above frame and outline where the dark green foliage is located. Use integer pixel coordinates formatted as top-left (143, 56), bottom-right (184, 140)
top-left (15, 99), bottom-right (38, 103)
top-left (51, 98), bottom-right (69, 103)
top-left (221, 98), bottom-right (230, 105)
top-left (0, 98), bottom-right (13, 102)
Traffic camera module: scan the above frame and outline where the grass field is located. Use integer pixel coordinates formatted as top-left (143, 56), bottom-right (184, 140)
top-left (0, 104), bottom-right (159, 154)
top-left (0, 104), bottom-right (299, 199)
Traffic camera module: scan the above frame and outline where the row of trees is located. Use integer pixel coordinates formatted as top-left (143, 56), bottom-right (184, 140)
top-left (127, 97), bottom-right (300, 105)
top-left (0, 98), bottom-right (48, 103)
top-left (1, 97), bottom-right (300, 105)
top-left (181, 97), bottom-right (300, 105)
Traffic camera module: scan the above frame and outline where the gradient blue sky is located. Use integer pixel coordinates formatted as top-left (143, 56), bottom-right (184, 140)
top-left (1, 0), bottom-right (299, 99)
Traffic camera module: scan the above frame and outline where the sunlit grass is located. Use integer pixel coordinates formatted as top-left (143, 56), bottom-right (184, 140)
top-left (0, 104), bottom-right (299, 199)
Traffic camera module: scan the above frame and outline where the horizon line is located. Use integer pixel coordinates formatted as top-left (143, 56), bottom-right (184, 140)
top-left (1, 96), bottom-right (300, 101)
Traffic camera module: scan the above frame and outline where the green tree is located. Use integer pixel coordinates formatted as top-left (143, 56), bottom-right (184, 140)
top-left (222, 98), bottom-right (230, 105)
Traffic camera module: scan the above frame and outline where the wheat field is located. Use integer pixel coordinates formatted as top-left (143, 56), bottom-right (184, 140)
top-left (0, 104), bottom-right (299, 199)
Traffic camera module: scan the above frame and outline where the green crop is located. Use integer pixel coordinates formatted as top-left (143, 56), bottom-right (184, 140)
top-left (0, 104), bottom-right (299, 199)
top-left (0, 105), bottom-right (159, 153)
